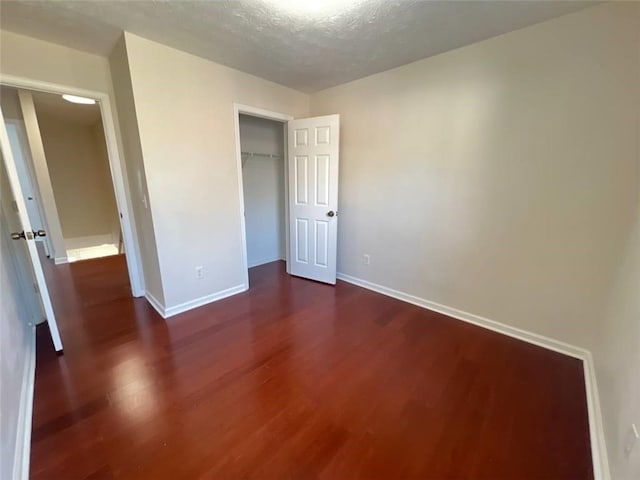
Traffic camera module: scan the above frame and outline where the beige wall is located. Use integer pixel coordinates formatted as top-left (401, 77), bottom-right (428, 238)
top-left (310, 2), bottom-right (639, 352)
top-left (37, 112), bottom-right (119, 244)
top-left (596, 212), bottom-right (640, 480)
top-left (1, 29), bottom-right (145, 292)
top-left (108, 36), bottom-right (165, 304)
top-left (92, 121), bottom-right (121, 243)
top-left (0, 86), bottom-right (22, 120)
top-left (594, 146), bottom-right (640, 478)
top-left (123, 32), bottom-right (309, 308)
top-left (0, 30), bottom-right (112, 94)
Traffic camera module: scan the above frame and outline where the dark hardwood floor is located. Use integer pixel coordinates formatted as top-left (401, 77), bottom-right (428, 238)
top-left (31, 255), bottom-right (593, 479)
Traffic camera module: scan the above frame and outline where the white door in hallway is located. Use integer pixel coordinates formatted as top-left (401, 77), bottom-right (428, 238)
top-left (0, 106), bottom-right (63, 352)
top-left (5, 120), bottom-right (51, 255)
top-left (287, 115), bottom-right (339, 284)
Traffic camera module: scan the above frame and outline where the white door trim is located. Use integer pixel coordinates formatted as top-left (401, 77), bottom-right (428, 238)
top-left (0, 74), bottom-right (145, 296)
top-left (233, 103), bottom-right (293, 289)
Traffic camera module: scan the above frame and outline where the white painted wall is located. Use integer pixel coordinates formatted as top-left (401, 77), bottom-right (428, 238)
top-left (37, 111), bottom-right (120, 250)
top-left (122, 32), bottom-right (309, 309)
top-left (310, 2), bottom-right (639, 352)
top-left (240, 114), bottom-right (285, 268)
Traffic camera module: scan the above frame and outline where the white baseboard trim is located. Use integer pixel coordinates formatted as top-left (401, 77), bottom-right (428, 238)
top-left (144, 291), bottom-right (167, 319)
top-left (336, 271), bottom-right (610, 480)
top-left (145, 284), bottom-right (248, 319)
top-left (165, 284), bottom-right (247, 318)
top-left (337, 272), bottom-right (586, 358)
top-left (13, 326), bottom-right (36, 480)
top-left (54, 256), bottom-right (68, 265)
top-left (248, 255), bottom-right (285, 268)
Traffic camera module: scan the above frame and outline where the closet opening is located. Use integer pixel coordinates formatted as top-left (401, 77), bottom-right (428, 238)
top-left (233, 104), bottom-right (293, 289)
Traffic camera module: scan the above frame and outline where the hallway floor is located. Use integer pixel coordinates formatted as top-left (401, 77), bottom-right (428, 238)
top-left (31, 257), bottom-right (592, 479)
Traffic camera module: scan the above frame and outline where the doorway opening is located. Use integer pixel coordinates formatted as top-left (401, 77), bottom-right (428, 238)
top-left (234, 104), bottom-right (341, 289)
top-left (3, 87), bottom-right (122, 263)
top-left (1, 79), bottom-right (143, 352)
top-left (234, 104), bottom-right (292, 289)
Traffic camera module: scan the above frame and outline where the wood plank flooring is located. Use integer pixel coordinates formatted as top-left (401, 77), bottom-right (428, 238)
top-left (31, 255), bottom-right (593, 479)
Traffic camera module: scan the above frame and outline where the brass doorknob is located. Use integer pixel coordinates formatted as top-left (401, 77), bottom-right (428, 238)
top-left (327, 210), bottom-right (335, 217)
top-left (11, 231), bottom-right (25, 240)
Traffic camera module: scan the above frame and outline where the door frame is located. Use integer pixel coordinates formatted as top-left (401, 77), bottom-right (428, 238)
top-left (233, 103), bottom-right (293, 289)
top-left (0, 74), bottom-right (145, 297)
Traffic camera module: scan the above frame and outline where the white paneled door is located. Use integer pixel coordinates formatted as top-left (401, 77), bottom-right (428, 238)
top-left (287, 115), bottom-right (339, 284)
top-left (0, 106), bottom-right (63, 351)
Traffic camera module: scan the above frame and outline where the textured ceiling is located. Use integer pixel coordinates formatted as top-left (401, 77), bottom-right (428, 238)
top-left (0, 0), bottom-right (596, 92)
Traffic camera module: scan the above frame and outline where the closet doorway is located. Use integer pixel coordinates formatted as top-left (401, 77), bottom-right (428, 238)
top-left (234, 104), bottom-right (292, 287)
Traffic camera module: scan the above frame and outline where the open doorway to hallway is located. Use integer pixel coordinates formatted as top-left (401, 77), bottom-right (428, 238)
top-left (2, 86), bottom-right (123, 263)
top-left (1, 82), bottom-right (143, 352)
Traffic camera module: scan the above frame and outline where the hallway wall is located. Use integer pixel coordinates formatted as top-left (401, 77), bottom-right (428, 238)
top-left (37, 111), bottom-right (120, 252)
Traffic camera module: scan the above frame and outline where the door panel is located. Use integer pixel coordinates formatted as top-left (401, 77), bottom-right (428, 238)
top-left (1, 162), bottom-right (43, 328)
top-left (287, 115), bottom-right (339, 284)
top-left (5, 121), bottom-right (51, 255)
top-left (0, 106), bottom-right (63, 351)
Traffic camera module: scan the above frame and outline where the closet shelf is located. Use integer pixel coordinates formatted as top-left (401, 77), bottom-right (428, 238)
top-left (241, 151), bottom-right (282, 159)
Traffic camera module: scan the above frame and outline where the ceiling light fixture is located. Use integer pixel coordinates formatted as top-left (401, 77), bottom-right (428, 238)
top-left (62, 94), bottom-right (96, 105)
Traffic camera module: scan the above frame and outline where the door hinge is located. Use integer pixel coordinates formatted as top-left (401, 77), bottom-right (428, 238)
top-left (34, 283), bottom-right (39, 294)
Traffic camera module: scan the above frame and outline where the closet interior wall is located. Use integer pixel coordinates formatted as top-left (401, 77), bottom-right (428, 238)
top-left (239, 114), bottom-right (286, 269)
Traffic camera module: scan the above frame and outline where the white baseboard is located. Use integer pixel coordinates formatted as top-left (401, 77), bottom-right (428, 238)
top-left (144, 291), bottom-right (166, 319)
top-left (248, 255), bottom-right (285, 268)
top-left (337, 273), bottom-right (586, 358)
top-left (145, 284), bottom-right (248, 319)
top-left (13, 326), bottom-right (35, 480)
top-left (54, 256), bottom-right (68, 265)
top-left (336, 271), bottom-right (610, 480)
top-left (165, 284), bottom-right (247, 317)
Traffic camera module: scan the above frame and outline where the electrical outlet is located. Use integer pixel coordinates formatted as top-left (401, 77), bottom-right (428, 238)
top-left (624, 423), bottom-right (639, 457)
top-left (195, 266), bottom-right (204, 279)
top-left (363, 254), bottom-right (371, 265)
